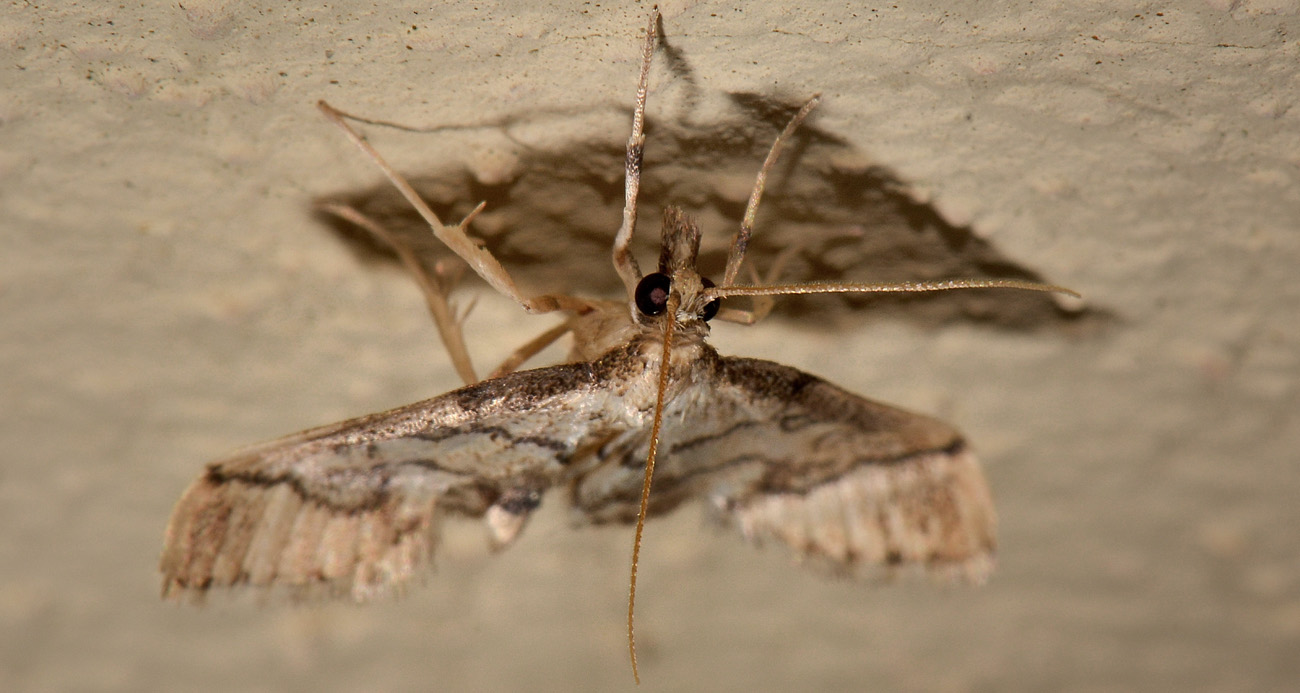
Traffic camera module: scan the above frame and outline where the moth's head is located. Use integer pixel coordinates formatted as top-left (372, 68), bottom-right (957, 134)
top-left (631, 206), bottom-right (721, 327)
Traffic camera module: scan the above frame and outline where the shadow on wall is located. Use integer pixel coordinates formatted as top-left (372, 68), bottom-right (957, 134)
top-left (316, 91), bottom-right (1105, 333)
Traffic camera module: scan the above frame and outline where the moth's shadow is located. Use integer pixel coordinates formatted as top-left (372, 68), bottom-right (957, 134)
top-left (315, 92), bottom-right (1102, 332)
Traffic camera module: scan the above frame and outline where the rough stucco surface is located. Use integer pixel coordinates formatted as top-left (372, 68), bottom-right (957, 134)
top-left (3, 1), bottom-right (1298, 691)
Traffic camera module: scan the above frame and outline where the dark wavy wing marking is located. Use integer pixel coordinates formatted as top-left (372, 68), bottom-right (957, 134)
top-left (160, 359), bottom-right (633, 602)
top-left (573, 353), bottom-right (996, 581)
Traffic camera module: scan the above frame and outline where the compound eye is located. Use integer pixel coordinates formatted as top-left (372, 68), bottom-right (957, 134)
top-left (634, 272), bottom-right (672, 317)
top-left (699, 277), bottom-right (721, 322)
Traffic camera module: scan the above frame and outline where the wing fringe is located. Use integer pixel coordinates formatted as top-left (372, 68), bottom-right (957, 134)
top-left (160, 472), bottom-right (442, 603)
top-left (726, 449), bottom-right (996, 583)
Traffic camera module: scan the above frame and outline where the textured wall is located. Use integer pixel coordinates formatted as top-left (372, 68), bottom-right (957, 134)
top-left (3, 2), bottom-right (1297, 691)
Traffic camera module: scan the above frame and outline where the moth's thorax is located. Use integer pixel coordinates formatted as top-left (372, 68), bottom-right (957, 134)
top-left (623, 329), bottom-right (711, 403)
top-left (566, 299), bottom-right (637, 363)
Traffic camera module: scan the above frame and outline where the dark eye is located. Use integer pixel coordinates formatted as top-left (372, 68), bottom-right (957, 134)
top-left (699, 277), bottom-right (721, 322)
top-left (634, 272), bottom-right (671, 316)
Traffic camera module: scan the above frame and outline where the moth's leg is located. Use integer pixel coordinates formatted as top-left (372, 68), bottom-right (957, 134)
top-left (610, 7), bottom-right (660, 298)
top-left (319, 203), bottom-right (481, 385)
top-left (715, 243), bottom-right (803, 326)
top-left (486, 320), bottom-right (576, 379)
top-left (319, 101), bottom-right (584, 316)
top-left (721, 95), bottom-right (821, 288)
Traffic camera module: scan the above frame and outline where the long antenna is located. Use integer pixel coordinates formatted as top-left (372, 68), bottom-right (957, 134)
top-left (708, 278), bottom-right (1081, 300)
top-left (628, 292), bottom-right (678, 685)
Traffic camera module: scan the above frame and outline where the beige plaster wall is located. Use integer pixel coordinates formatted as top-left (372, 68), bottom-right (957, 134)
top-left (3, 1), bottom-right (1297, 691)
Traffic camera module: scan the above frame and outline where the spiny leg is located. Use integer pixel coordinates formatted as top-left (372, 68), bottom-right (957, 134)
top-left (611, 7), bottom-right (661, 297)
top-left (714, 243), bottom-right (804, 325)
top-left (318, 100), bottom-right (590, 316)
top-left (319, 203), bottom-right (481, 385)
top-left (486, 320), bottom-right (576, 379)
top-left (721, 95), bottom-right (822, 288)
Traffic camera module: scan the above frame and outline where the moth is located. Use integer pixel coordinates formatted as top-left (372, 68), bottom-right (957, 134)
top-left (160, 9), bottom-right (1077, 682)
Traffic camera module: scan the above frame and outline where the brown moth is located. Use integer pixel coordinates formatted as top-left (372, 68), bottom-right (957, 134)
top-left (160, 8), bottom-right (1077, 682)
